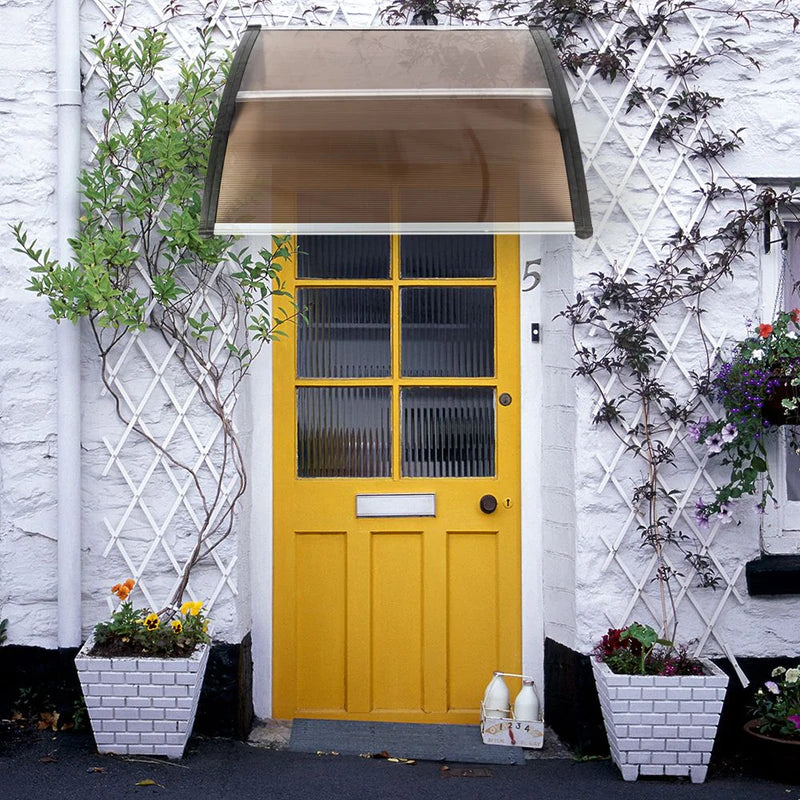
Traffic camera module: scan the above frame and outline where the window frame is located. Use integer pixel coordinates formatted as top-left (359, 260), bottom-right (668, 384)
top-left (760, 218), bottom-right (800, 553)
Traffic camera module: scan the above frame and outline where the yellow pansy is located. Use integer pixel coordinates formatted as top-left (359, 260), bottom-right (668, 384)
top-left (142, 613), bottom-right (160, 631)
top-left (180, 601), bottom-right (204, 617)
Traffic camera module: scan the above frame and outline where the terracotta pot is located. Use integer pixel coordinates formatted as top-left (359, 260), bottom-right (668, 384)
top-left (742, 719), bottom-right (800, 783)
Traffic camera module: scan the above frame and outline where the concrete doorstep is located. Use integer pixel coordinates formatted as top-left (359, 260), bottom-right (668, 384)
top-left (247, 719), bottom-right (573, 761)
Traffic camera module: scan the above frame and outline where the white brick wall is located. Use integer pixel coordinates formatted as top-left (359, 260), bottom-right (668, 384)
top-left (567, 4), bottom-right (800, 656)
top-left (2, 0), bottom-right (800, 671)
top-left (540, 236), bottom-right (579, 646)
top-left (75, 636), bottom-right (209, 758)
top-left (0, 0), bottom-right (59, 647)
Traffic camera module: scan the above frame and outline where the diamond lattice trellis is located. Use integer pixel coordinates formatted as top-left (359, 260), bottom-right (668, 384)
top-left (78, 0), bottom-right (389, 620)
top-left (77, 0), bottom-right (748, 675)
top-left (568, 3), bottom-right (750, 682)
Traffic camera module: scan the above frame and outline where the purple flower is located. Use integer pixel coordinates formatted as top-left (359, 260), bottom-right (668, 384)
top-left (789, 715), bottom-right (800, 730)
top-left (695, 498), bottom-right (711, 530)
top-left (706, 433), bottom-right (724, 455)
top-left (721, 422), bottom-right (738, 443)
top-left (765, 681), bottom-right (780, 695)
top-left (717, 502), bottom-right (735, 524)
top-left (688, 418), bottom-right (708, 443)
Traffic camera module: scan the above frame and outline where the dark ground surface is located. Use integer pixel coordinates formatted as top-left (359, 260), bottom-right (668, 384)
top-left (0, 725), bottom-right (796, 800)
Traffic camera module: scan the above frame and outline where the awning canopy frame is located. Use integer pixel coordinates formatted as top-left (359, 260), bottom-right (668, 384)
top-left (201, 26), bottom-right (592, 239)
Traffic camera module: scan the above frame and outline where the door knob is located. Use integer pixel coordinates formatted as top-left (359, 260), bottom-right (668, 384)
top-left (479, 494), bottom-right (498, 514)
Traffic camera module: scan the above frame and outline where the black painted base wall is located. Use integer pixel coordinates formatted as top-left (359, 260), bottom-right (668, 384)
top-left (544, 636), bottom-right (798, 759)
top-left (195, 633), bottom-right (254, 739)
top-left (544, 638), bottom-right (608, 756)
top-left (0, 637), bottom-right (253, 739)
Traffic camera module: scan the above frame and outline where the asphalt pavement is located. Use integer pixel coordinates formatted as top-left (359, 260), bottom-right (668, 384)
top-left (0, 728), bottom-right (796, 800)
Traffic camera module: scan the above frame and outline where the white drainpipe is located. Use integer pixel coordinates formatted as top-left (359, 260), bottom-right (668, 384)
top-left (56, 0), bottom-right (82, 648)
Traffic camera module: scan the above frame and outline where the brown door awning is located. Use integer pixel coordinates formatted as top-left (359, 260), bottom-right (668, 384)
top-left (201, 27), bottom-right (592, 238)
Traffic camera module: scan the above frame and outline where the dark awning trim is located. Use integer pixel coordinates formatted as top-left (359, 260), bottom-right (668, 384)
top-left (530, 28), bottom-right (592, 240)
top-left (201, 26), bottom-right (259, 238)
top-left (201, 26), bottom-right (592, 239)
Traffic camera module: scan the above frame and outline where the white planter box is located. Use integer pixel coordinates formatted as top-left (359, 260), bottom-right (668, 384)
top-left (75, 634), bottom-right (210, 759)
top-left (592, 658), bottom-right (728, 784)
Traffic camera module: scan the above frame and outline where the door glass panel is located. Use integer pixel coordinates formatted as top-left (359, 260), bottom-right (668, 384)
top-left (401, 387), bottom-right (495, 477)
top-left (401, 235), bottom-right (494, 278)
top-left (297, 288), bottom-right (391, 378)
top-left (297, 235), bottom-right (390, 279)
top-left (401, 287), bottom-right (494, 377)
top-left (297, 387), bottom-right (391, 478)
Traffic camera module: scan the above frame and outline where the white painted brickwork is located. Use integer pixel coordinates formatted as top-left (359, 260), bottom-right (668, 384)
top-left (563, 3), bottom-right (800, 661)
top-left (75, 636), bottom-right (209, 757)
top-left (593, 659), bottom-right (729, 783)
top-left (1, 0), bottom-right (800, 674)
top-left (0, 0), bottom-right (59, 647)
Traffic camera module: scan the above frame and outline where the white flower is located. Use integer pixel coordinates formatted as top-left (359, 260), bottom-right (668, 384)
top-left (706, 433), bottom-right (724, 455)
top-left (717, 502), bottom-right (735, 524)
top-left (787, 331), bottom-right (798, 340)
top-left (751, 348), bottom-right (764, 361)
top-left (786, 668), bottom-right (800, 684)
top-left (721, 423), bottom-right (738, 443)
top-left (772, 666), bottom-right (787, 677)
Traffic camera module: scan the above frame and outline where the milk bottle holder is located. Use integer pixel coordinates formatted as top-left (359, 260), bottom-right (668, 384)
top-left (480, 671), bottom-right (544, 748)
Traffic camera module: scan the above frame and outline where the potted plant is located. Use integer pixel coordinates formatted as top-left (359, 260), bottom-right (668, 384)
top-left (692, 309), bottom-right (800, 522)
top-left (14, 24), bottom-right (294, 757)
top-left (74, 580), bottom-right (211, 758)
top-left (591, 622), bottom-right (729, 783)
top-left (742, 665), bottom-right (800, 782)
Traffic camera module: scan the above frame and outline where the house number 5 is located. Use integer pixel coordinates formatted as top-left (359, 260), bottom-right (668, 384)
top-left (522, 259), bottom-right (541, 292)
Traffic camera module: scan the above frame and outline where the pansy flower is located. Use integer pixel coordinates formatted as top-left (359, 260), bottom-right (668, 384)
top-left (142, 613), bottom-right (160, 631)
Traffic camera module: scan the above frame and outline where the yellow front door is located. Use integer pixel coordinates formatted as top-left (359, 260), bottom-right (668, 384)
top-left (273, 235), bottom-right (521, 723)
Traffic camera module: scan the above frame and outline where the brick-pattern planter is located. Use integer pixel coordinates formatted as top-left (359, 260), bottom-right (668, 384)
top-left (592, 659), bottom-right (728, 783)
top-left (75, 635), bottom-right (210, 758)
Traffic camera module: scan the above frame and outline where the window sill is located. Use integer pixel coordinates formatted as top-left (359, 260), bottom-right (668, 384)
top-left (745, 555), bottom-right (800, 595)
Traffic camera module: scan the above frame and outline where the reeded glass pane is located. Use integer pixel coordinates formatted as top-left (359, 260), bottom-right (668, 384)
top-left (298, 387), bottom-right (391, 478)
top-left (401, 287), bottom-right (494, 377)
top-left (297, 288), bottom-right (390, 378)
top-left (402, 388), bottom-right (495, 477)
top-left (298, 235), bottom-right (390, 279)
top-left (401, 235), bottom-right (494, 278)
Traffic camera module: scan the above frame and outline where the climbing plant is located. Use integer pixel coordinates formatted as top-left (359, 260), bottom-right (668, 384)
top-left (383, 0), bottom-right (799, 641)
top-left (14, 25), bottom-right (294, 613)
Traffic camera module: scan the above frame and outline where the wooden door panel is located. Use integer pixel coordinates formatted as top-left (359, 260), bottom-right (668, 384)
top-left (294, 532), bottom-right (348, 713)
top-left (446, 531), bottom-right (501, 711)
top-left (273, 235), bottom-right (520, 723)
top-left (370, 531), bottom-right (424, 712)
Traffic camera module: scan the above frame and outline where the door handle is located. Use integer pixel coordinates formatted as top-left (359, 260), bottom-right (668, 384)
top-left (479, 494), bottom-right (498, 514)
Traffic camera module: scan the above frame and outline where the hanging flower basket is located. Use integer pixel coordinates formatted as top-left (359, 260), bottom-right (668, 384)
top-left (692, 310), bottom-right (800, 520)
